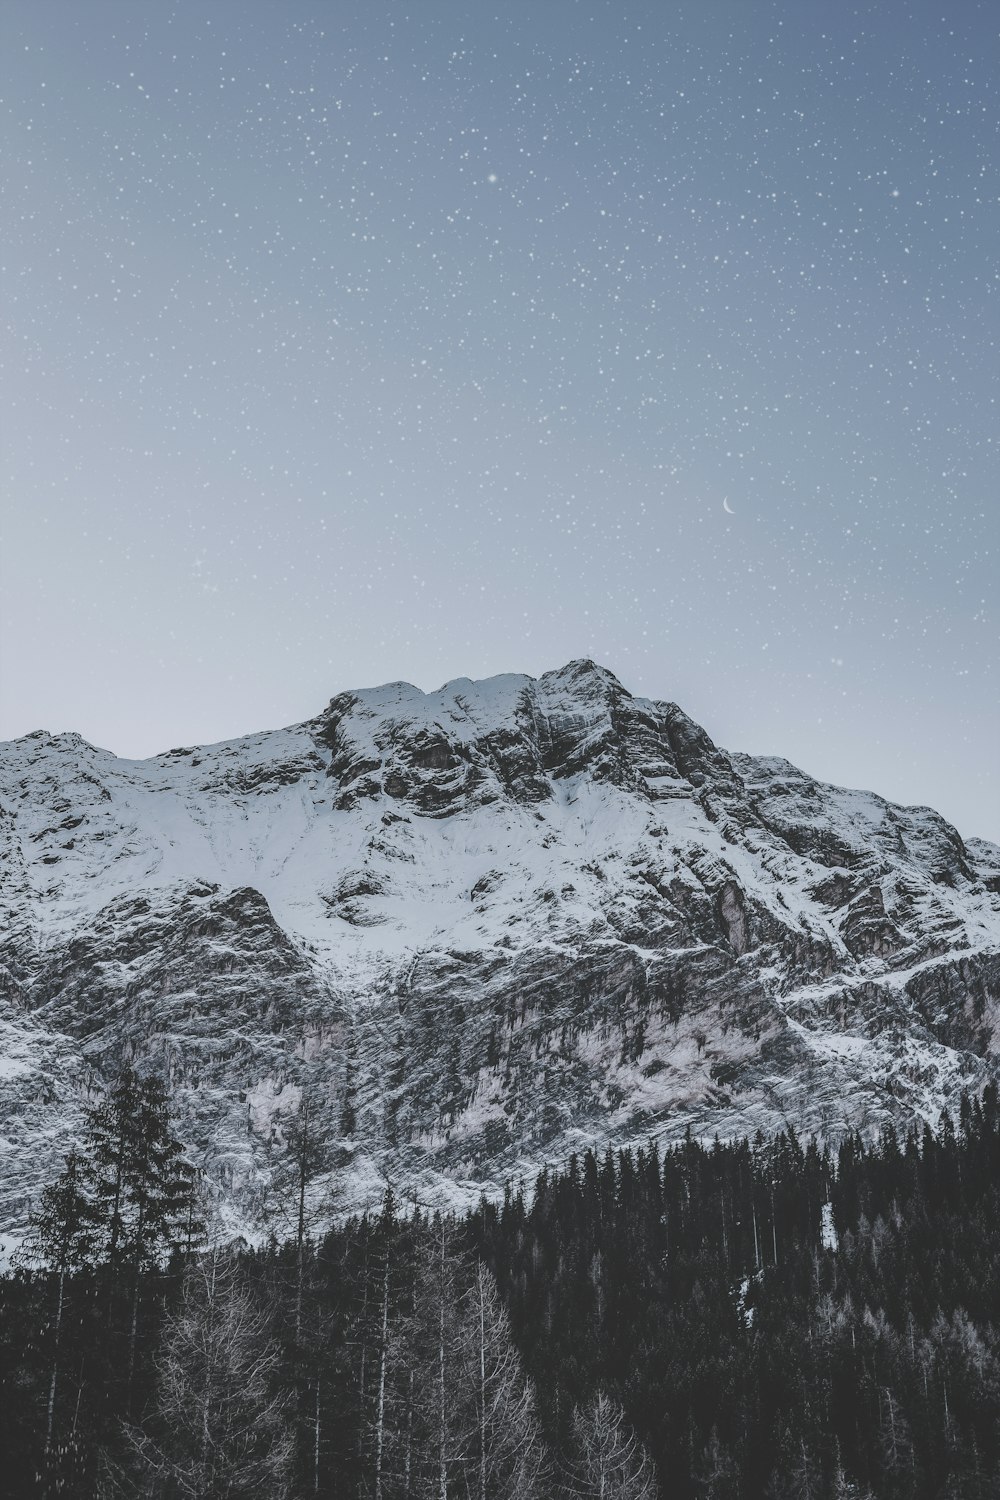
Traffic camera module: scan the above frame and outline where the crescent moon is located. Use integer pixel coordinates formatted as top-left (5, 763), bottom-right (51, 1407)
top-left (722, 497), bottom-right (735, 515)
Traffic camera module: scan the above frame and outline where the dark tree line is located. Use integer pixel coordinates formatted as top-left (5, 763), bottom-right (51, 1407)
top-left (4, 1075), bottom-right (1000, 1498)
top-left (464, 1093), bottom-right (1000, 1499)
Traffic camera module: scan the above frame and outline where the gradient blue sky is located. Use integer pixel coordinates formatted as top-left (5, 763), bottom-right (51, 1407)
top-left (2, 1), bottom-right (997, 839)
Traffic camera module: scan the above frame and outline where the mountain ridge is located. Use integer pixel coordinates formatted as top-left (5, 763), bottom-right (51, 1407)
top-left (1, 659), bottom-right (998, 1244)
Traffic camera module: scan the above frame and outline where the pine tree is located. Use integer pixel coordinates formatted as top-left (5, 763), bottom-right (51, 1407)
top-left (693, 1424), bottom-right (740, 1499)
top-left (24, 1072), bottom-right (197, 1481)
top-left (265, 1080), bottom-right (338, 1343)
top-left (82, 1068), bottom-right (198, 1406)
top-left (24, 1148), bottom-right (96, 1478)
top-left (84, 1068), bottom-right (195, 1271)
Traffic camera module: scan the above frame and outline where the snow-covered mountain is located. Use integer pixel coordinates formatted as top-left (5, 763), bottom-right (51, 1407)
top-left (2, 659), bottom-right (999, 1240)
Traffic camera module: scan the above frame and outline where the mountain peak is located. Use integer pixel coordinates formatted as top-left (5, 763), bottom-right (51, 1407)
top-left (537, 658), bottom-right (630, 695)
top-left (0, 664), bottom-right (997, 1238)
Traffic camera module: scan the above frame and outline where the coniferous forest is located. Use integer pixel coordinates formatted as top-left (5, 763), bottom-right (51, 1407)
top-left (4, 1073), bottom-right (1000, 1498)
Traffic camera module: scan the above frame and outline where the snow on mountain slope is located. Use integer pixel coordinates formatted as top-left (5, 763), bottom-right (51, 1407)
top-left (1, 660), bottom-right (998, 1238)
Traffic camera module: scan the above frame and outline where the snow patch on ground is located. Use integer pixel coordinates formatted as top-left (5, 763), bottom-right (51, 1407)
top-left (820, 1202), bottom-right (839, 1252)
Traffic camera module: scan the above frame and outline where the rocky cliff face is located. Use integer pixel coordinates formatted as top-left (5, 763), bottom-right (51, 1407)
top-left (1, 660), bottom-right (998, 1242)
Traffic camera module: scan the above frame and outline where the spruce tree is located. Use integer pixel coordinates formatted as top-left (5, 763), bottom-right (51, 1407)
top-left (26, 1148), bottom-right (97, 1478)
top-left (83, 1067), bottom-right (197, 1406)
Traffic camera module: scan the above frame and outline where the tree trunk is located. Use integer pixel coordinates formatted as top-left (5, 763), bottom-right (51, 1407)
top-left (476, 1270), bottom-right (487, 1500)
top-left (438, 1232), bottom-right (448, 1500)
top-left (313, 1377), bottom-right (321, 1495)
top-left (126, 1199), bottom-right (147, 1413)
top-left (404, 1369), bottom-right (414, 1499)
top-left (44, 1266), bottom-right (66, 1456)
top-left (296, 1101), bottom-right (309, 1349)
top-left (374, 1257), bottom-right (390, 1500)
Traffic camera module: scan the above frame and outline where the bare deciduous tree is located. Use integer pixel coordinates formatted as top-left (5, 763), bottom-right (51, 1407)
top-left (565, 1391), bottom-right (657, 1500)
top-left (364, 1224), bottom-right (549, 1500)
top-left (105, 1249), bottom-right (292, 1499)
top-left (464, 1260), bottom-right (548, 1500)
top-left (410, 1219), bottom-right (466, 1500)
